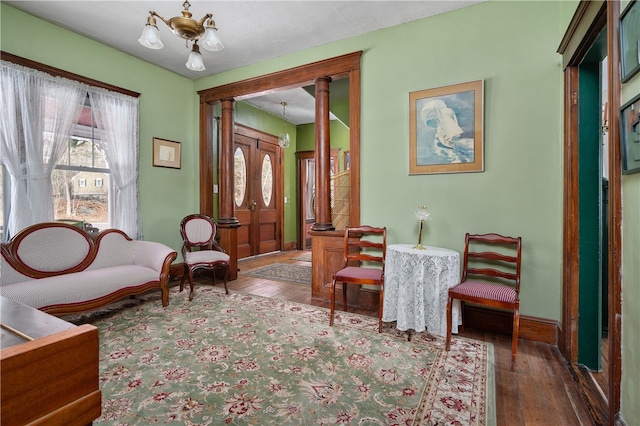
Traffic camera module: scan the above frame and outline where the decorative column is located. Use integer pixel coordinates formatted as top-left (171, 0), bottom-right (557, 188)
top-left (311, 76), bottom-right (334, 231)
top-left (216, 97), bottom-right (240, 280)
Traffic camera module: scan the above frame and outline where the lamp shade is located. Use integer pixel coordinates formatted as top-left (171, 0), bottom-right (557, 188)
top-left (278, 133), bottom-right (290, 148)
top-left (200, 27), bottom-right (224, 52)
top-left (186, 44), bottom-right (205, 71)
top-left (138, 24), bottom-right (164, 50)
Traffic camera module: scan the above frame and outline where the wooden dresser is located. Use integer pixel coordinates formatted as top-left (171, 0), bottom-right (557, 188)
top-left (0, 296), bottom-right (101, 425)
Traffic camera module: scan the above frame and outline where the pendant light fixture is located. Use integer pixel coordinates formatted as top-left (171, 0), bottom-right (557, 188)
top-left (138, 0), bottom-right (224, 72)
top-left (278, 102), bottom-right (291, 148)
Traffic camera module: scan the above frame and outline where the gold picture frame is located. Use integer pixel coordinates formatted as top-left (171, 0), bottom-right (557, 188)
top-left (152, 137), bottom-right (181, 169)
top-left (409, 80), bottom-right (484, 175)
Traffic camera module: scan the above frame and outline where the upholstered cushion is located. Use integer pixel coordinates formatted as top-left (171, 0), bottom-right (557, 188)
top-left (184, 218), bottom-right (214, 244)
top-left (0, 265), bottom-right (159, 310)
top-left (334, 266), bottom-right (383, 283)
top-left (14, 226), bottom-right (91, 272)
top-left (185, 250), bottom-right (230, 266)
top-left (449, 280), bottom-right (517, 303)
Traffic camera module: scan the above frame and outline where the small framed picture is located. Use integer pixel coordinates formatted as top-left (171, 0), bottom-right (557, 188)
top-left (152, 137), bottom-right (181, 169)
top-left (344, 150), bottom-right (350, 170)
top-left (620, 93), bottom-right (640, 174)
top-left (620, 0), bottom-right (640, 83)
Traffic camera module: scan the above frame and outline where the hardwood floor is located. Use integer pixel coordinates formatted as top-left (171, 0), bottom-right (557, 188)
top-left (188, 250), bottom-right (595, 426)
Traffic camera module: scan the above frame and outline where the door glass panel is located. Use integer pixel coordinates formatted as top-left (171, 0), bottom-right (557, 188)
top-left (261, 154), bottom-right (273, 206)
top-left (234, 147), bottom-right (247, 207)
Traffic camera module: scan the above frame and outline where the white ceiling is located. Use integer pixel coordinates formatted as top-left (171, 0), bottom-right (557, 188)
top-left (4, 0), bottom-right (483, 124)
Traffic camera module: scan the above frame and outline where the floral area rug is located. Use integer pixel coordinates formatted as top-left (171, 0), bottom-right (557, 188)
top-left (75, 287), bottom-right (495, 425)
top-left (240, 262), bottom-right (312, 285)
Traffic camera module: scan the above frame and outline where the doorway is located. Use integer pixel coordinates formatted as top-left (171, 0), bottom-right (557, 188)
top-left (234, 125), bottom-right (282, 259)
top-left (296, 149), bottom-right (339, 250)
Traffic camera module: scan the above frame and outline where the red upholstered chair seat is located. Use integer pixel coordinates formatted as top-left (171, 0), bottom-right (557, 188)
top-left (334, 266), bottom-right (383, 283)
top-left (448, 281), bottom-right (517, 303)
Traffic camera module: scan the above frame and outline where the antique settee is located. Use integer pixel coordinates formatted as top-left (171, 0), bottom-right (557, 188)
top-left (0, 222), bottom-right (177, 315)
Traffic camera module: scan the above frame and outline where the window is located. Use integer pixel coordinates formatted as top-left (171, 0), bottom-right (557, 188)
top-left (52, 99), bottom-right (110, 231)
top-left (1, 57), bottom-right (140, 241)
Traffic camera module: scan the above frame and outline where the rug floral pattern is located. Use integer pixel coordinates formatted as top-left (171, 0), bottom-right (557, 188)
top-left (75, 287), bottom-right (494, 425)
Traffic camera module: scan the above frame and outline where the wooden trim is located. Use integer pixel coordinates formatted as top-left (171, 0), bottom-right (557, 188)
top-left (463, 305), bottom-right (559, 345)
top-left (197, 52), bottom-right (362, 102)
top-left (559, 1), bottom-right (624, 423)
top-left (557, 1), bottom-right (607, 69)
top-left (562, 66), bottom-right (581, 362)
top-left (1, 51), bottom-right (140, 98)
top-left (606, 1), bottom-right (622, 423)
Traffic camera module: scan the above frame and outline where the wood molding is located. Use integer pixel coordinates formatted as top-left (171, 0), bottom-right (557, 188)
top-left (1, 51), bottom-right (140, 97)
top-left (463, 305), bottom-right (559, 345)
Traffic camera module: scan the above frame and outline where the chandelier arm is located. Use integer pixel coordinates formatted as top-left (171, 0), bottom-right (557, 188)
top-left (149, 11), bottom-right (171, 28)
top-left (195, 14), bottom-right (213, 28)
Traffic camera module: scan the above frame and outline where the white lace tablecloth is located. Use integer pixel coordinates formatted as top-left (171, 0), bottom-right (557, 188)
top-left (382, 244), bottom-right (461, 337)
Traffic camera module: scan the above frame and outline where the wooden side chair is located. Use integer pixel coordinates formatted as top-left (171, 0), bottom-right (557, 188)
top-left (445, 232), bottom-right (522, 371)
top-left (179, 214), bottom-right (230, 300)
top-left (329, 225), bottom-right (386, 332)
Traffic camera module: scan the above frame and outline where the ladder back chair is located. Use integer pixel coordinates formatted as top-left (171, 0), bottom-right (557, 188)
top-left (445, 232), bottom-right (522, 371)
top-left (179, 214), bottom-right (230, 300)
top-left (329, 225), bottom-right (387, 332)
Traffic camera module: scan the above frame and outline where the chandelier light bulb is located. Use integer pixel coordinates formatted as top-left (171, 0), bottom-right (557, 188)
top-left (200, 20), bottom-right (224, 52)
top-left (138, 16), bottom-right (164, 49)
top-left (186, 42), bottom-right (205, 71)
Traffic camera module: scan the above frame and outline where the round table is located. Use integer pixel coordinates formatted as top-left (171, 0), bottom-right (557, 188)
top-left (382, 244), bottom-right (462, 337)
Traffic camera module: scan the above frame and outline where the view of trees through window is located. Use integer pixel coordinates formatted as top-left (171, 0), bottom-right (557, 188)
top-left (53, 133), bottom-right (110, 232)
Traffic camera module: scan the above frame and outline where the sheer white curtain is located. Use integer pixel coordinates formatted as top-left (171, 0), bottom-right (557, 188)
top-left (88, 89), bottom-right (141, 239)
top-left (0, 61), bottom-right (85, 237)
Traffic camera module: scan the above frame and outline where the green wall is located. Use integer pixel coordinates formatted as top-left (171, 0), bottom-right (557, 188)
top-left (195, 0), bottom-right (568, 321)
top-left (620, 3), bottom-right (640, 424)
top-left (1, 3), bottom-right (198, 259)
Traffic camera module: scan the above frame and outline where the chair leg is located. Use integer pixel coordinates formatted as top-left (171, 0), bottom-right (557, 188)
top-left (342, 282), bottom-right (348, 312)
top-left (511, 307), bottom-right (520, 371)
top-left (377, 286), bottom-right (383, 333)
top-left (223, 265), bottom-right (229, 294)
top-left (329, 279), bottom-right (337, 326)
top-left (179, 265), bottom-right (187, 292)
top-left (445, 294), bottom-right (453, 351)
top-left (188, 269), bottom-right (195, 301)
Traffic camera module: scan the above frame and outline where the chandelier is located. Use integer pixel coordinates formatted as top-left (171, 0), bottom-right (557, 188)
top-left (278, 102), bottom-right (291, 148)
top-left (138, 0), bottom-right (224, 72)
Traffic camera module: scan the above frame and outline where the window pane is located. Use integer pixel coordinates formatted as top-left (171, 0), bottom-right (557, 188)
top-left (53, 169), bottom-right (109, 231)
top-left (261, 154), bottom-right (273, 207)
top-left (234, 147), bottom-right (247, 207)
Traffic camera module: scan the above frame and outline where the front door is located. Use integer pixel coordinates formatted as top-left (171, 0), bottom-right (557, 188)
top-left (234, 125), bottom-right (282, 259)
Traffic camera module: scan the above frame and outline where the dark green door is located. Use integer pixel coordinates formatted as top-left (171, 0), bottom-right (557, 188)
top-left (576, 44), bottom-right (606, 370)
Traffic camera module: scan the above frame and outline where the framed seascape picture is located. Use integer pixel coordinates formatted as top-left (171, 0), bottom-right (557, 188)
top-left (152, 137), bottom-right (181, 169)
top-left (620, 0), bottom-right (640, 83)
top-left (409, 80), bottom-right (484, 175)
top-left (620, 94), bottom-right (640, 174)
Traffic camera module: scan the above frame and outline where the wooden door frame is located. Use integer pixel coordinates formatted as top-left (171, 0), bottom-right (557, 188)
top-left (234, 124), bottom-right (283, 258)
top-left (557, 1), bottom-right (622, 424)
top-left (198, 52), bottom-right (362, 263)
